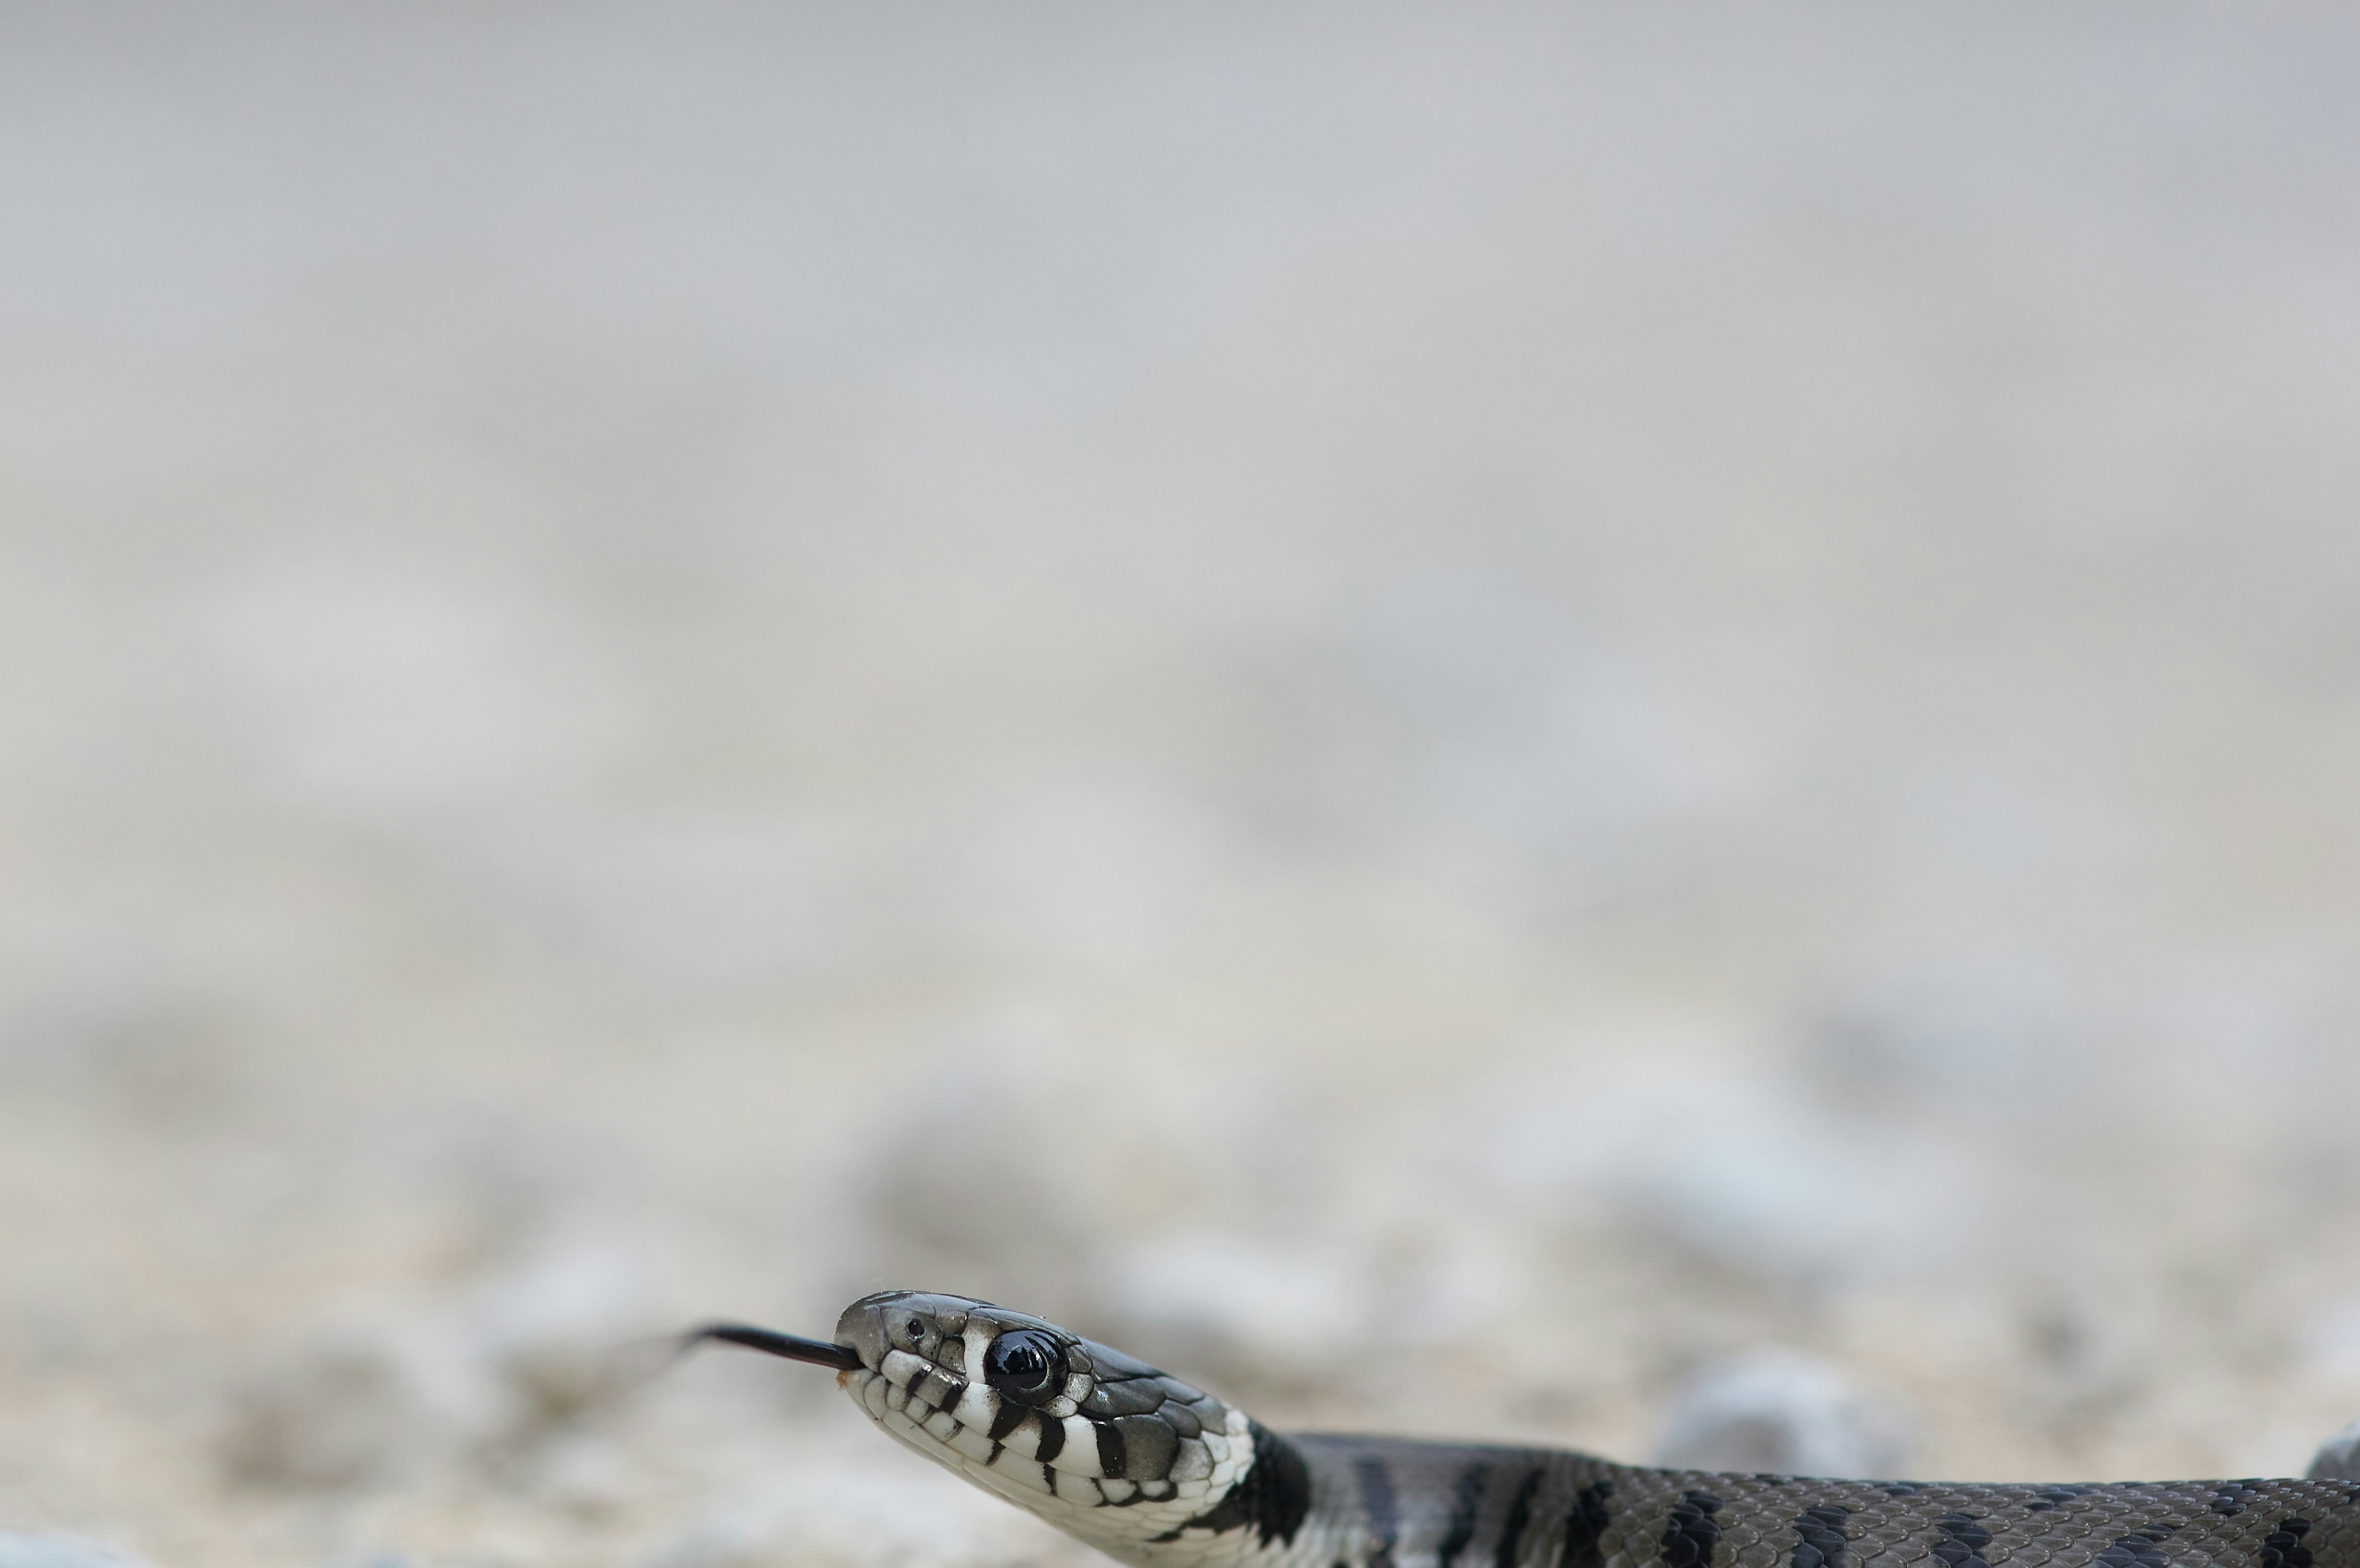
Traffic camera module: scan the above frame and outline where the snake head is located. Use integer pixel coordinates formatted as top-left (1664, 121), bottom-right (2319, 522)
top-left (837, 1290), bottom-right (1108, 1420)
top-left (830, 1289), bottom-right (1275, 1550)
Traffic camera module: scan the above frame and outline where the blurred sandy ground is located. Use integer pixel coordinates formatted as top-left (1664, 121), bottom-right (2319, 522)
top-left (5, 3), bottom-right (2360, 1565)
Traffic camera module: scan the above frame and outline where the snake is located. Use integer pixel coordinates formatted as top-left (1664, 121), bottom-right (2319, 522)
top-left (687, 1290), bottom-right (2360, 1568)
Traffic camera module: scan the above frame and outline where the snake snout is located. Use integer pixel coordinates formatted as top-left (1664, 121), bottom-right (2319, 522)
top-left (835, 1293), bottom-right (901, 1370)
top-left (838, 1289), bottom-right (987, 1370)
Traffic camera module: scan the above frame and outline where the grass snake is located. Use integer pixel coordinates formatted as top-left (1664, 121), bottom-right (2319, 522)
top-left (688, 1290), bottom-right (2360, 1568)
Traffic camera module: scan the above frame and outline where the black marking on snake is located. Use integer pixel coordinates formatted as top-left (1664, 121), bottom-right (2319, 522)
top-left (2096, 1531), bottom-right (2170, 1568)
top-left (2213, 1485), bottom-right (2263, 1519)
top-left (916, 1374), bottom-right (960, 1415)
top-left (1436, 1465), bottom-right (1487, 1568)
top-left (1149, 1422), bottom-right (1312, 1548)
top-left (1791, 1504), bottom-right (1849, 1568)
top-left (1096, 1418), bottom-right (1125, 1479)
top-left (1560, 1479), bottom-right (1614, 1568)
top-left (1242, 1423), bottom-right (1313, 1545)
top-left (1931, 1512), bottom-right (1991, 1568)
top-left (1355, 1455), bottom-right (1401, 1568)
top-left (2260, 1518), bottom-right (2315, 1568)
top-left (1494, 1469), bottom-right (1544, 1568)
top-left (1661, 1490), bottom-right (1723, 1568)
top-left (1042, 1464), bottom-right (1057, 1496)
top-left (1032, 1413), bottom-right (1065, 1465)
top-left (988, 1401), bottom-right (1027, 1444)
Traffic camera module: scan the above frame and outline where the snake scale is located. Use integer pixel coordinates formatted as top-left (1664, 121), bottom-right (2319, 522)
top-left (690, 1290), bottom-right (2360, 1568)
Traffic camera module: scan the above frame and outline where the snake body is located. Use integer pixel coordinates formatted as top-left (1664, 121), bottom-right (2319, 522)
top-left (706, 1290), bottom-right (2360, 1568)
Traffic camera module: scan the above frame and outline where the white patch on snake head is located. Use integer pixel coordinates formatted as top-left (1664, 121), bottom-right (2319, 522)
top-left (833, 1290), bottom-right (1257, 1555)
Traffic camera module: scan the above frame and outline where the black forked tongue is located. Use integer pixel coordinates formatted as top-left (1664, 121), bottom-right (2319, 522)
top-left (684, 1321), bottom-right (863, 1372)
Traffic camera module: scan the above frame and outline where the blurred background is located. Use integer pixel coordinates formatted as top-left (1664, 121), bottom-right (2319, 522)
top-left (6, 3), bottom-right (2360, 1566)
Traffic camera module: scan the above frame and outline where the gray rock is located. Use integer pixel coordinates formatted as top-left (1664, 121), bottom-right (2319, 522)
top-left (1653, 1348), bottom-right (1918, 1479)
top-left (2308, 1416), bottom-right (2360, 1482)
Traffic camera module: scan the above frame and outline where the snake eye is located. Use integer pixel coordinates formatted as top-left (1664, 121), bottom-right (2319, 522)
top-left (983, 1329), bottom-right (1064, 1403)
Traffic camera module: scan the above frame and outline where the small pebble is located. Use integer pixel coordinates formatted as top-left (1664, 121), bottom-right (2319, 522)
top-left (2308, 1416), bottom-right (2360, 1481)
top-left (1654, 1348), bottom-right (1918, 1479)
